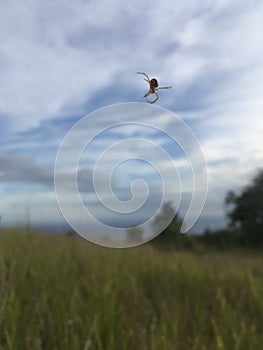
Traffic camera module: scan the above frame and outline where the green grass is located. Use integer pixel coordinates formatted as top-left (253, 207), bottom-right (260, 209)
top-left (0, 230), bottom-right (263, 350)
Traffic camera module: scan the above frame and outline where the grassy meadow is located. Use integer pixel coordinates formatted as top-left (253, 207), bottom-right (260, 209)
top-left (0, 230), bottom-right (263, 350)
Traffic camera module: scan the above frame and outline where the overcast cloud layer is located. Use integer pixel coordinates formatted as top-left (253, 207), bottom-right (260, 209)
top-left (0, 0), bottom-right (263, 234)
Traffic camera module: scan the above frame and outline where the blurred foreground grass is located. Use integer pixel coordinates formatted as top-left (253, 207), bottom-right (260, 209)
top-left (0, 230), bottom-right (263, 350)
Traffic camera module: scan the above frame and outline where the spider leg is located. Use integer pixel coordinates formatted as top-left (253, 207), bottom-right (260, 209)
top-left (143, 90), bottom-right (151, 98)
top-left (152, 92), bottom-right (159, 104)
top-left (137, 72), bottom-right (150, 82)
top-left (156, 86), bottom-right (172, 90)
top-left (146, 92), bottom-right (159, 104)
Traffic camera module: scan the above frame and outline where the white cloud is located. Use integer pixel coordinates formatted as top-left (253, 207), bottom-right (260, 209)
top-left (2, 0), bottom-right (261, 129)
top-left (1, 0), bottom-right (263, 231)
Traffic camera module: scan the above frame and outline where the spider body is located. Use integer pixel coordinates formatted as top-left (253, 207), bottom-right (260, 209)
top-left (137, 72), bottom-right (172, 104)
top-left (150, 78), bottom-right (159, 90)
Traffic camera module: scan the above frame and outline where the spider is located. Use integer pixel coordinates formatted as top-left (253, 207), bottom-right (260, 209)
top-left (137, 72), bottom-right (172, 104)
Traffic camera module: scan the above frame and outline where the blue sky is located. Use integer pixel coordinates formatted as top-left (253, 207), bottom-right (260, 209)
top-left (0, 0), bottom-right (263, 239)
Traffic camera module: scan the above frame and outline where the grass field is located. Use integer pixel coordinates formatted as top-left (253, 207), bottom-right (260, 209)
top-left (0, 230), bottom-right (262, 350)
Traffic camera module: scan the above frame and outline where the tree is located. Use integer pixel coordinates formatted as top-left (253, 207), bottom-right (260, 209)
top-left (225, 169), bottom-right (263, 246)
top-left (153, 201), bottom-right (182, 240)
top-left (150, 201), bottom-right (195, 250)
top-left (126, 226), bottom-right (143, 243)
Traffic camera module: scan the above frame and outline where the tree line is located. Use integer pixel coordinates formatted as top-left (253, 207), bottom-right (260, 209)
top-left (127, 169), bottom-right (263, 249)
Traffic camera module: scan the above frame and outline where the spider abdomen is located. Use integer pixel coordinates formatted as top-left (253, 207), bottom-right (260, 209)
top-left (150, 78), bottom-right (159, 88)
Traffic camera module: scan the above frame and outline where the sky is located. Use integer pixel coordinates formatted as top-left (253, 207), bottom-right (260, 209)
top-left (0, 0), bottom-right (263, 242)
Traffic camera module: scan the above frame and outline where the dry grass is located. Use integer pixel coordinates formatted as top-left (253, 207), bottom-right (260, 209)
top-left (0, 230), bottom-right (263, 350)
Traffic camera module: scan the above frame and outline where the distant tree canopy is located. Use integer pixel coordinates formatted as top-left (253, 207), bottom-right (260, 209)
top-left (153, 201), bottom-right (182, 238)
top-left (225, 169), bottom-right (263, 246)
top-left (150, 201), bottom-right (195, 250)
top-left (126, 226), bottom-right (143, 243)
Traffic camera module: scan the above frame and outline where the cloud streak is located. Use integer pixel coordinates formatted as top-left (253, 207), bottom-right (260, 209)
top-left (1, 0), bottom-right (263, 233)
